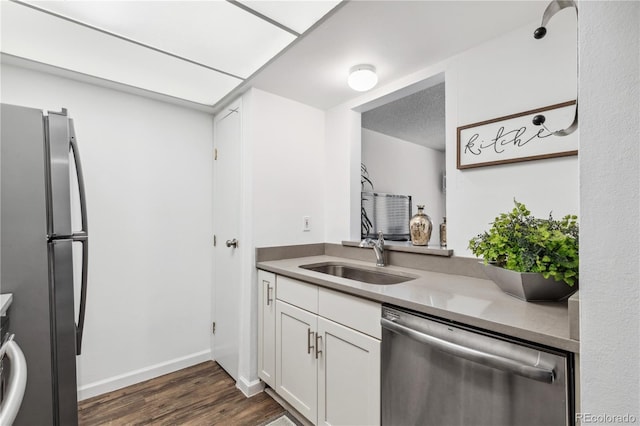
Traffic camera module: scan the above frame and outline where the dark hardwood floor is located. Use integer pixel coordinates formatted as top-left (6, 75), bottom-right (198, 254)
top-left (78, 361), bottom-right (285, 425)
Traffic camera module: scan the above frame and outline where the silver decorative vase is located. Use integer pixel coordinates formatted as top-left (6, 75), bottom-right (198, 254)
top-left (409, 205), bottom-right (432, 246)
top-left (481, 263), bottom-right (578, 302)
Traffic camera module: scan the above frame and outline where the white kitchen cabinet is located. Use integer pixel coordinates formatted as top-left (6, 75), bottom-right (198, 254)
top-left (262, 272), bottom-right (381, 426)
top-left (317, 316), bottom-right (380, 426)
top-left (276, 300), bottom-right (319, 422)
top-left (257, 270), bottom-right (276, 388)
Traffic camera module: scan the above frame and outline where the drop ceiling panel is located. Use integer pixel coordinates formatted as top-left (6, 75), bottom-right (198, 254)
top-left (239, 0), bottom-right (342, 34)
top-left (1, 2), bottom-right (242, 105)
top-left (25, 0), bottom-right (297, 78)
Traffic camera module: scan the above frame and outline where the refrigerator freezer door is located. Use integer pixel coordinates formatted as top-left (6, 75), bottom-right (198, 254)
top-left (47, 112), bottom-right (89, 239)
top-left (49, 239), bottom-right (80, 426)
top-left (46, 111), bottom-right (74, 238)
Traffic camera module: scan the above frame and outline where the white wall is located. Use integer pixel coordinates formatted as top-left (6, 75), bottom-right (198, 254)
top-left (579, 1), bottom-right (639, 420)
top-left (249, 89), bottom-right (326, 247)
top-left (325, 5), bottom-right (580, 255)
top-left (445, 10), bottom-right (579, 254)
top-left (325, 106), bottom-right (361, 243)
top-left (361, 129), bottom-right (445, 244)
top-left (0, 64), bottom-right (214, 399)
top-left (234, 88), bottom-right (326, 394)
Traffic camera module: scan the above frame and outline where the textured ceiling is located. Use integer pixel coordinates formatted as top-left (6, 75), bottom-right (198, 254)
top-left (362, 83), bottom-right (445, 151)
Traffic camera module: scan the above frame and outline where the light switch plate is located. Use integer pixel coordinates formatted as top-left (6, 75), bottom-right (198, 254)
top-left (303, 216), bottom-right (311, 232)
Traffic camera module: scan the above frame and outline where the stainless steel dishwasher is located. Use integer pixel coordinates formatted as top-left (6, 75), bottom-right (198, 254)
top-left (381, 306), bottom-right (574, 426)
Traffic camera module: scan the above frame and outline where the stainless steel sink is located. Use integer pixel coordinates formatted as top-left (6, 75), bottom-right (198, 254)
top-left (299, 262), bottom-right (416, 285)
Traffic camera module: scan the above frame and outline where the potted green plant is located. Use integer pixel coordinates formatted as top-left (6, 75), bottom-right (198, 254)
top-left (468, 200), bottom-right (579, 302)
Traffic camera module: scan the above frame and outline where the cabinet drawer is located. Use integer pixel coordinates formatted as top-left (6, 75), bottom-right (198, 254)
top-left (319, 287), bottom-right (381, 339)
top-left (276, 276), bottom-right (318, 314)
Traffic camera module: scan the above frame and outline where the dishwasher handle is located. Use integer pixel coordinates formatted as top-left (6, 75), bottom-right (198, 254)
top-left (381, 318), bottom-right (555, 384)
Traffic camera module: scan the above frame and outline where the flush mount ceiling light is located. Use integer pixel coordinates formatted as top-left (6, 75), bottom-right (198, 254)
top-left (348, 64), bottom-right (378, 92)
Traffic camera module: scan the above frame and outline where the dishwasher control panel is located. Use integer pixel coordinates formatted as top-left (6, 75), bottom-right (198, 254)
top-left (381, 307), bottom-right (400, 322)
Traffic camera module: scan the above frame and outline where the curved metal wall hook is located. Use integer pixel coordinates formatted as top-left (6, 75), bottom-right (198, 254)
top-left (532, 0), bottom-right (579, 136)
top-left (534, 0), bottom-right (577, 39)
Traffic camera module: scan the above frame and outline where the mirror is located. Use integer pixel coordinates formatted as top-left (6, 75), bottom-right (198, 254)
top-left (360, 78), bottom-right (446, 247)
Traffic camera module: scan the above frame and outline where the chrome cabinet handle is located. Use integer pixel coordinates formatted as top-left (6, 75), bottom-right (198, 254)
top-left (315, 334), bottom-right (322, 359)
top-left (307, 328), bottom-right (314, 354)
top-left (381, 318), bottom-right (555, 383)
top-left (225, 238), bottom-right (238, 248)
top-left (266, 283), bottom-right (273, 306)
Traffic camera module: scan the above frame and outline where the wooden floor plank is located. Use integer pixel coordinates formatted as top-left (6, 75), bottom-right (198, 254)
top-left (78, 361), bottom-right (285, 425)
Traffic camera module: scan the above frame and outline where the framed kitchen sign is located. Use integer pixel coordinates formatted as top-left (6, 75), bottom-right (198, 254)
top-left (457, 100), bottom-right (578, 169)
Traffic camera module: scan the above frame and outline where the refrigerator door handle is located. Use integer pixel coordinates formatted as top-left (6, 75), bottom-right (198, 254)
top-left (74, 236), bottom-right (88, 355)
top-left (69, 120), bottom-right (88, 234)
top-left (69, 119), bottom-right (89, 355)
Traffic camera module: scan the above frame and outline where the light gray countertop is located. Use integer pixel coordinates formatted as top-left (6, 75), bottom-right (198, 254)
top-left (1, 293), bottom-right (13, 316)
top-left (257, 255), bottom-right (579, 353)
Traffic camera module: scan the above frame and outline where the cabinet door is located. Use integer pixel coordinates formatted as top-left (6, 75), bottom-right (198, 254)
top-left (317, 317), bottom-right (381, 426)
top-left (276, 301), bottom-right (318, 424)
top-left (258, 270), bottom-right (276, 388)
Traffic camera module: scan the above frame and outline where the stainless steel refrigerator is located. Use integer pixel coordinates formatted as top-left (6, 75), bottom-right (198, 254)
top-left (1, 103), bottom-right (89, 425)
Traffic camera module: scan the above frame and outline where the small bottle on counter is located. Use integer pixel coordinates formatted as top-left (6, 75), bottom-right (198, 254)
top-left (439, 217), bottom-right (447, 248)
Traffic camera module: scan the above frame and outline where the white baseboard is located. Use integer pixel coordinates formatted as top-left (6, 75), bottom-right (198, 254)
top-left (78, 349), bottom-right (212, 401)
top-left (236, 375), bottom-right (264, 397)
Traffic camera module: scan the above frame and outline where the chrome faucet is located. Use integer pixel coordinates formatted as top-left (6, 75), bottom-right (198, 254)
top-left (360, 231), bottom-right (386, 267)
